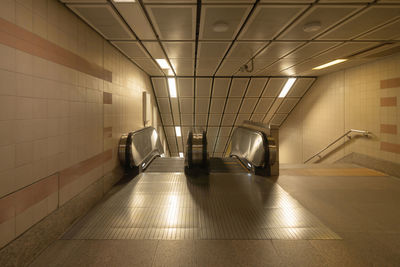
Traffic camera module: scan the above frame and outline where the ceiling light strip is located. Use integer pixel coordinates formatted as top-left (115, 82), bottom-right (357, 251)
top-left (278, 78), bottom-right (297, 98)
top-left (312, 59), bottom-right (348, 70)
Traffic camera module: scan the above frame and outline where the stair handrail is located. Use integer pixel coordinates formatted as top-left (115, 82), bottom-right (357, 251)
top-left (304, 129), bottom-right (370, 163)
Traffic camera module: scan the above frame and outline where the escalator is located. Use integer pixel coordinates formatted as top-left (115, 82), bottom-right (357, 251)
top-left (62, 124), bottom-right (338, 241)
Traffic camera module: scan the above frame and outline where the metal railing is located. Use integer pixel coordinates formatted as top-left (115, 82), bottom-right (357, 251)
top-left (304, 129), bottom-right (370, 164)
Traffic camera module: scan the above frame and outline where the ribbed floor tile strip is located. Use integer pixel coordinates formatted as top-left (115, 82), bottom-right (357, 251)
top-left (145, 157), bottom-right (184, 172)
top-left (63, 173), bottom-right (339, 240)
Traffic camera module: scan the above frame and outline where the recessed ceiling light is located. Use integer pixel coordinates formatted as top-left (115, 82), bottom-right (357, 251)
top-left (156, 59), bottom-right (170, 69)
top-left (312, 59), bottom-right (348, 70)
top-left (278, 78), bottom-right (296, 98)
top-left (168, 78), bottom-right (177, 98)
top-left (303, 21), bottom-right (321, 33)
top-left (179, 152), bottom-right (184, 158)
top-left (175, 126), bottom-right (181, 137)
top-left (212, 21), bottom-right (229, 32)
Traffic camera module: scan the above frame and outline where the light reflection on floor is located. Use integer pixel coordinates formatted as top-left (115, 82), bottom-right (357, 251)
top-left (63, 173), bottom-right (339, 240)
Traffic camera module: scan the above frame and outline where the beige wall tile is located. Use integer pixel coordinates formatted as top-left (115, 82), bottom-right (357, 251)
top-left (281, 53), bottom-right (400, 165)
top-left (0, 96), bottom-right (16, 121)
top-left (0, 70), bottom-right (16, 96)
top-left (0, 145), bottom-right (15, 172)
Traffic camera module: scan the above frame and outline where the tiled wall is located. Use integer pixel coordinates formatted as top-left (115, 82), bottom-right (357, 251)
top-left (280, 52), bottom-right (400, 165)
top-left (0, 0), bottom-right (166, 249)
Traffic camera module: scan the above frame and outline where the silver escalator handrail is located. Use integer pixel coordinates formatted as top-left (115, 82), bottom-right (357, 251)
top-left (304, 129), bottom-right (369, 164)
top-left (118, 126), bottom-right (164, 170)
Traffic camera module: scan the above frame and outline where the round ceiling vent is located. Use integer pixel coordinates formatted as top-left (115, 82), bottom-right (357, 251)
top-left (303, 21), bottom-right (322, 33)
top-left (212, 21), bottom-right (229, 32)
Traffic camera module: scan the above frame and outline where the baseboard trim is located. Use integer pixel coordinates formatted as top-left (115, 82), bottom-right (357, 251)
top-left (0, 168), bottom-right (124, 267)
top-left (336, 152), bottom-right (400, 178)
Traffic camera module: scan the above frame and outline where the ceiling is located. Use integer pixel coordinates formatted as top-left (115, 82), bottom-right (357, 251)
top-left (61, 0), bottom-right (400, 156)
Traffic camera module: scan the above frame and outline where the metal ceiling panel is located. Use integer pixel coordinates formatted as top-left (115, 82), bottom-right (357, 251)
top-left (198, 42), bottom-right (231, 59)
top-left (229, 78), bottom-right (250, 97)
top-left (200, 5), bottom-right (251, 40)
top-left (195, 98), bottom-right (210, 113)
top-left (68, 4), bottom-right (135, 40)
top-left (285, 42), bottom-right (379, 74)
top-left (208, 114), bottom-right (222, 126)
top-left (179, 98), bottom-right (194, 114)
top-left (61, 0), bottom-right (107, 2)
top-left (152, 77), bottom-right (168, 97)
top-left (264, 98), bottom-right (284, 123)
top-left (250, 114), bottom-right (265, 122)
top-left (225, 98), bottom-right (242, 113)
top-left (270, 113), bottom-right (287, 126)
top-left (221, 114), bottom-right (236, 126)
top-left (210, 98), bottom-right (226, 113)
top-left (196, 60), bottom-right (221, 75)
top-left (171, 59), bottom-right (194, 75)
top-left (240, 98), bottom-right (258, 113)
top-left (357, 19), bottom-right (400, 40)
top-left (245, 78), bottom-right (268, 97)
top-left (196, 78), bottom-right (212, 97)
top-left (288, 78), bottom-right (315, 97)
top-left (195, 114), bottom-right (208, 126)
top-left (260, 0), bottom-right (314, 2)
top-left (239, 5), bottom-right (306, 40)
top-left (213, 78), bottom-right (231, 97)
top-left (164, 126), bottom-right (175, 136)
top-left (147, 5), bottom-right (196, 40)
top-left (279, 5), bottom-right (361, 40)
top-left (143, 0), bottom-right (196, 2)
top-left (227, 42), bottom-right (267, 60)
top-left (256, 58), bottom-right (299, 76)
top-left (170, 98), bottom-right (179, 114)
top-left (215, 136), bottom-right (229, 152)
top-left (112, 41), bottom-right (149, 59)
top-left (173, 112), bottom-right (181, 125)
top-left (216, 60), bottom-right (244, 75)
top-left (277, 98), bottom-right (299, 113)
top-left (235, 114), bottom-right (251, 125)
top-left (203, 0), bottom-right (255, 2)
top-left (318, 0), bottom-right (374, 3)
top-left (163, 42), bottom-right (195, 58)
top-left (254, 98), bottom-right (274, 113)
top-left (284, 42), bottom-right (340, 60)
top-left (219, 127), bottom-right (232, 136)
top-left (142, 41), bottom-right (165, 58)
top-left (318, 6), bottom-right (400, 40)
top-left (262, 78), bottom-right (286, 97)
top-left (161, 113), bottom-right (174, 126)
top-left (113, 1), bottom-right (156, 40)
top-left (157, 98), bottom-right (171, 113)
top-left (181, 114), bottom-right (194, 126)
top-left (256, 42), bottom-right (304, 60)
top-left (207, 127), bottom-right (219, 137)
top-left (133, 59), bottom-right (164, 75)
top-left (178, 78), bottom-right (194, 97)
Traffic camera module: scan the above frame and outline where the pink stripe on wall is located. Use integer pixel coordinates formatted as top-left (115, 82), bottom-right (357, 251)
top-left (380, 97), bottom-right (397, 107)
top-left (103, 92), bottom-right (112, 104)
top-left (0, 18), bottom-right (112, 82)
top-left (104, 127), bottom-right (112, 138)
top-left (0, 194), bottom-right (15, 224)
top-left (381, 142), bottom-right (400, 154)
top-left (380, 124), bottom-right (398, 134)
top-left (14, 174), bottom-right (58, 214)
top-left (381, 77), bottom-right (400, 89)
top-left (59, 149), bottom-right (113, 188)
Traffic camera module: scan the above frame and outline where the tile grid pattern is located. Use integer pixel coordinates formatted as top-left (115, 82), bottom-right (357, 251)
top-left (62, 0), bottom-right (400, 157)
top-left (63, 169), bottom-right (339, 240)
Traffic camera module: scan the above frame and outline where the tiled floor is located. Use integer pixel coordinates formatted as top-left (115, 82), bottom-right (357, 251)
top-left (30, 161), bottom-right (400, 266)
